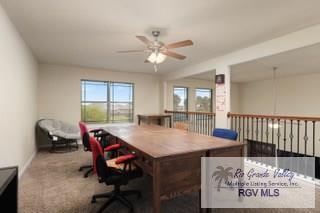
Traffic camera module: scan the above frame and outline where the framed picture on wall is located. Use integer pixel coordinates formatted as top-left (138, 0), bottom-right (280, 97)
top-left (215, 74), bottom-right (225, 84)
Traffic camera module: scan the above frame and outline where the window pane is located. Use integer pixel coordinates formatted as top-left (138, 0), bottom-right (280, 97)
top-left (81, 103), bottom-right (107, 122)
top-left (195, 88), bottom-right (212, 112)
top-left (110, 102), bottom-right (133, 122)
top-left (82, 81), bottom-right (107, 102)
top-left (81, 80), bottom-right (134, 123)
top-left (173, 87), bottom-right (188, 111)
top-left (110, 83), bottom-right (133, 102)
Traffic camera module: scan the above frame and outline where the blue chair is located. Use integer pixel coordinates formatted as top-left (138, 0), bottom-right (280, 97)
top-left (212, 128), bottom-right (238, 141)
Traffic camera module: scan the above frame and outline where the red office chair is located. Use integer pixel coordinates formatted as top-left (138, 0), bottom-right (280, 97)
top-left (89, 137), bottom-right (142, 213)
top-left (78, 122), bottom-right (121, 178)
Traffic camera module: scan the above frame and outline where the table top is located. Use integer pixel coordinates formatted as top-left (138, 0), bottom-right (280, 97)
top-left (104, 125), bottom-right (243, 159)
top-left (137, 114), bottom-right (171, 118)
top-left (0, 167), bottom-right (17, 195)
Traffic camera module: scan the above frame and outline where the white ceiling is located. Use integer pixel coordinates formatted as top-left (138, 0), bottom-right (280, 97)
top-left (188, 71), bottom-right (216, 81)
top-left (2, 0), bottom-right (320, 74)
top-left (231, 43), bottom-right (320, 83)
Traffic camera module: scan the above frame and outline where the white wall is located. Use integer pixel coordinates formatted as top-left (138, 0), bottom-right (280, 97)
top-left (238, 72), bottom-right (320, 116)
top-left (38, 64), bottom-right (161, 125)
top-left (0, 5), bottom-right (38, 174)
top-left (231, 83), bottom-right (240, 113)
top-left (235, 73), bottom-right (320, 156)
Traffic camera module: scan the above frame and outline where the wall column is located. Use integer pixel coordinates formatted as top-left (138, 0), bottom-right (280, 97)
top-left (162, 81), bottom-right (168, 112)
top-left (215, 65), bottom-right (231, 128)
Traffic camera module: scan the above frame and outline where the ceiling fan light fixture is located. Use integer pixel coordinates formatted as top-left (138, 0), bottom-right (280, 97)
top-left (147, 52), bottom-right (166, 64)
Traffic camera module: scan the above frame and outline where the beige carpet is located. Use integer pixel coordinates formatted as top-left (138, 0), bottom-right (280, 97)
top-left (19, 147), bottom-right (320, 213)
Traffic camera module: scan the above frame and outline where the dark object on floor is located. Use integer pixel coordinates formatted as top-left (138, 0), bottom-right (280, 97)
top-left (36, 119), bottom-right (80, 153)
top-left (0, 166), bottom-right (18, 213)
top-left (90, 137), bottom-right (142, 213)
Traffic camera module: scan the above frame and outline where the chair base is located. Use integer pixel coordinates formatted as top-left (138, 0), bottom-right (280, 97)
top-left (50, 139), bottom-right (79, 153)
top-left (79, 165), bottom-right (93, 178)
top-left (91, 186), bottom-right (141, 213)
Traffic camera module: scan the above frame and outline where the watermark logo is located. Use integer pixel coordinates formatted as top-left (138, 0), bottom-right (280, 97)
top-left (201, 157), bottom-right (315, 208)
top-left (211, 166), bottom-right (233, 191)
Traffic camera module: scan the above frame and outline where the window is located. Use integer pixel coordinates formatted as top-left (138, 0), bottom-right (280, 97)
top-left (173, 87), bottom-right (188, 111)
top-left (195, 88), bottom-right (212, 112)
top-left (81, 80), bottom-right (134, 123)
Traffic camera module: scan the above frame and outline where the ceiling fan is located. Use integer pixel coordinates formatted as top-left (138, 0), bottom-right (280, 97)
top-left (117, 31), bottom-right (193, 72)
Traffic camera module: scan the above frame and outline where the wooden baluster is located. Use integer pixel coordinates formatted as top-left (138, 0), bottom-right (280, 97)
top-left (251, 117), bottom-right (254, 140)
top-left (312, 121), bottom-right (315, 157)
top-left (246, 117), bottom-right (249, 141)
top-left (277, 119), bottom-right (281, 153)
top-left (283, 120), bottom-right (287, 152)
top-left (261, 118), bottom-right (264, 143)
top-left (231, 116), bottom-right (234, 130)
top-left (290, 120), bottom-right (293, 153)
top-left (297, 120), bottom-right (300, 154)
top-left (242, 116), bottom-right (245, 142)
top-left (256, 118), bottom-right (259, 141)
top-left (238, 116), bottom-right (241, 141)
top-left (304, 120), bottom-right (308, 156)
top-left (207, 115), bottom-right (210, 135)
top-left (271, 119), bottom-right (274, 146)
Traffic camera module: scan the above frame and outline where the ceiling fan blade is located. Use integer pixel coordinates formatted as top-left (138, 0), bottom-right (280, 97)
top-left (117, 50), bottom-right (145, 53)
top-left (136, 35), bottom-right (151, 45)
top-left (165, 40), bottom-right (193, 49)
top-left (162, 50), bottom-right (186, 60)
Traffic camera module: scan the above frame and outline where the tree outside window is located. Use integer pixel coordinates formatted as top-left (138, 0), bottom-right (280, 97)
top-left (173, 87), bottom-right (188, 111)
top-left (195, 88), bottom-right (212, 112)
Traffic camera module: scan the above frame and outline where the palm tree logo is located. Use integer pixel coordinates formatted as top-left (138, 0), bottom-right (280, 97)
top-left (212, 166), bottom-right (233, 191)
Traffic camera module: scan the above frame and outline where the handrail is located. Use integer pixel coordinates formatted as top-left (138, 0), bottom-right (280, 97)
top-left (227, 112), bottom-right (320, 122)
top-left (165, 110), bottom-right (216, 116)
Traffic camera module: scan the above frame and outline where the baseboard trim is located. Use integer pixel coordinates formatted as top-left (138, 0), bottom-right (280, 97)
top-left (19, 150), bottom-right (37, 178)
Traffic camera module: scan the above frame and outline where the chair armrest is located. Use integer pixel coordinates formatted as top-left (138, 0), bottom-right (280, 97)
top-left (94, 132), bottom-right (109, 138)
top-left (104, 144), bottom-right (121, 152)
top-left (115, 154), bottom-right (136, 165)
top-left (89, 128), bottom-right (104, 133)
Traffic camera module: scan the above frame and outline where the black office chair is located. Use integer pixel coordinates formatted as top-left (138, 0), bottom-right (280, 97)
top-left (79, 122), bottom-right (121, 178)
top-left (90, 137), bottom-right (142, 213)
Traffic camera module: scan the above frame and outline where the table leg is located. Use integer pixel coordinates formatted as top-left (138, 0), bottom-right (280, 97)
top-left (152, 161), bottom-right (161, 213)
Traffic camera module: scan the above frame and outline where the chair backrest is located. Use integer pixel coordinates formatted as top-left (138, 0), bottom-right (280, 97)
top-left (79, 122), bottom-right (89, 137)
top-left (174, 122), bottom-right (188, 130)
top-left (82, 132), bottom-right (90, 151)
top-left (95, 154), bottom-right (110, 182)
top-left (212, 128), bottom-right (238, 141)
top-left (79, 122), bottom-right (90, 150)
top-left (89, 136), bottom-right (104, 173)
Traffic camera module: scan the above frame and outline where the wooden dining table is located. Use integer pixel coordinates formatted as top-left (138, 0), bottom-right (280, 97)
top-left (104, 124), bottom-right (244, 213)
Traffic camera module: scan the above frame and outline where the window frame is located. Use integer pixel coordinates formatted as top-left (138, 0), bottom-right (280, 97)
top-left (81, 79), bottom-right (134, 123)
top-left (173, 86), bottom-right (189, 111)
top-left (195, 87), bottom-right (213, 112)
